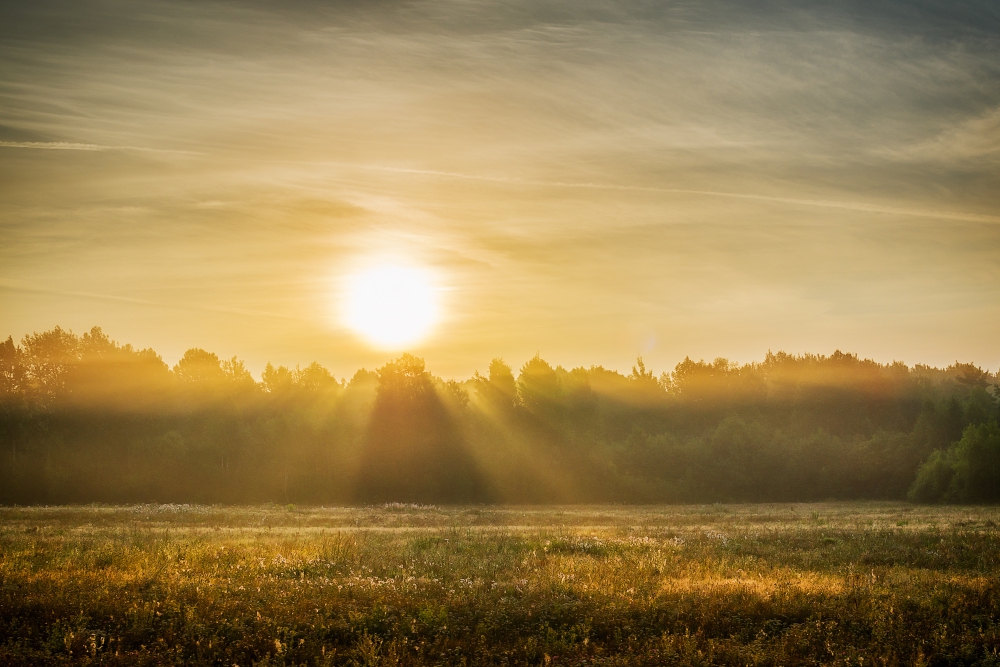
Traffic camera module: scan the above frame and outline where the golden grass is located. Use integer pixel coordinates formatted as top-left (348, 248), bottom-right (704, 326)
top-left (1, 503), bottom-right (999, 666)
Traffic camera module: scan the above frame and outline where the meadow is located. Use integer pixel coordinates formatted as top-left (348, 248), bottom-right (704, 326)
top-left (1, 503), bottom-right (999, 666)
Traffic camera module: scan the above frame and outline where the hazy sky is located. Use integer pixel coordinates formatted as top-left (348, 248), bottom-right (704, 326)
top-left (2, 0), bottom-right (999, 379)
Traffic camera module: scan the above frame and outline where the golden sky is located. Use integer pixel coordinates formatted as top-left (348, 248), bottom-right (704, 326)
top-left (1, 0), bottom-right (999, 378)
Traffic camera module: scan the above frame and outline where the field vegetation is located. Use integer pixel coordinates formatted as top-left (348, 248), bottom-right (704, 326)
top-left (2, 503), bottom-right (999, 666)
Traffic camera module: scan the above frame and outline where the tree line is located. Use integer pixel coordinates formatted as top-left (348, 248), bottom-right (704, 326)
top-left (1, 326), bottom-right (997, 504)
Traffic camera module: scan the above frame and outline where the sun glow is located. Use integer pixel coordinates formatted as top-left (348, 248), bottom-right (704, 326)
top-left (342, 263), bottom-right (441, 349)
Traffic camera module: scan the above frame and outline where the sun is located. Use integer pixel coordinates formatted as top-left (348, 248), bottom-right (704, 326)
top-left (342, 263), bottom-right (441, 349)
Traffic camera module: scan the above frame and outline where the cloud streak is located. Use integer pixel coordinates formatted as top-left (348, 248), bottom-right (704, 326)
top-left (0, 141), bottom-right (199, 154)
top-left (0, 280), bottom-right (308, 323)
top-left (324, 163), bottom-right (1000, 224)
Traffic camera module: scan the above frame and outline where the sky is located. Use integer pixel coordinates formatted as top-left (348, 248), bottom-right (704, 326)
top-left (1, 0), bottom-right (999, 380)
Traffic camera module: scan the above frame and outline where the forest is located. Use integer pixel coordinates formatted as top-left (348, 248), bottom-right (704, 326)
top-left (1, 326), bottom-right (998, 505)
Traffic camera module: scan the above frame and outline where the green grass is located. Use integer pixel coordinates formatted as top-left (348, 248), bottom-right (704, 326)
top-left (1, 503), bottom-right (999, 666)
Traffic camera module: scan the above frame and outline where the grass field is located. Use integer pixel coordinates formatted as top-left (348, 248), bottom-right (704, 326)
top-left (2, 504), bottom-right (999, 666)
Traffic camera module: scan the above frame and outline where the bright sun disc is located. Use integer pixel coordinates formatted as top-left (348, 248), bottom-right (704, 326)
top-left (343, 264), bottom-right (441, 349)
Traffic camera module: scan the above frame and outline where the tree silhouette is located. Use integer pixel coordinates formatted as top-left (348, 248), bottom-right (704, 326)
top-left (1, 325), bottom-right (998, 505)
top-left (356, 354), bottom-right (486, 503)
top-left (174, 348), bottom-right (226, 384)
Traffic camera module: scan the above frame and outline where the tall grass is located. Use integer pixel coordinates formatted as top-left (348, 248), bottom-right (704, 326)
top-left (1, 503), bottom-right (998, 666)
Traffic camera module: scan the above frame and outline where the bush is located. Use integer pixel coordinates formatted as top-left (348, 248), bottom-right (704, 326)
top-left (908, 449), bottom-right (956, 503)
top-left (909, 421), bottom-right (1000, 503)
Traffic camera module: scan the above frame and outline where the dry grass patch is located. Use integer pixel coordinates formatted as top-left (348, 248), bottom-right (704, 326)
top-left (1, 503), bottom-right (999, 666)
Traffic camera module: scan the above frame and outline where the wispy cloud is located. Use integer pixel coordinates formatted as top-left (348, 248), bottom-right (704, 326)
top-left (0, 280), bottom-right (307, 322)
top-left (0, 141), bottom-right (199, 154)
top-left (322, 163), bottom-right (1000, 224)
top-left (878, 106), bottom-right (1000, 164)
